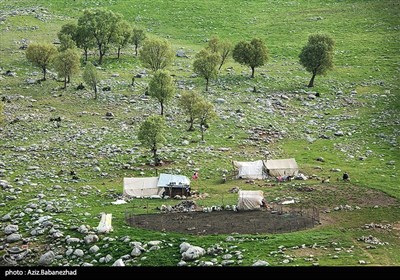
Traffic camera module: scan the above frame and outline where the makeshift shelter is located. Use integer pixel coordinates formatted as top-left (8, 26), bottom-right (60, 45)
top-left (232, 160), bottom-right (267, 179)
top-left (123, 177), bottom-right (162, 198)
top-left (157, 173), bottom-right (191, 197)
top-left (97, 213), bottom-right (113, 233)
top-left (237, 190), bottom-right (265, 211)
top-left (265, 158), bottom-right (299, 177)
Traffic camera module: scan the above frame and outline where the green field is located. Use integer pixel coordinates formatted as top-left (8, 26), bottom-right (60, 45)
top-left (0, 0), bottom-right (399, 267)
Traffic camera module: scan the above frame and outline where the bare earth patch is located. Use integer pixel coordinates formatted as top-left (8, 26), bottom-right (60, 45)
top-left (126, 209), bottom-right (317, 235)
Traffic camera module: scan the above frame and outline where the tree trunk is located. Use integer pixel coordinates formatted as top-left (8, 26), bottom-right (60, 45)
top-left (152, 148), bottom-right (159, 166)
top-left (135, 45), bottom-right (138, 56)
top-left (188, 117), bottom-right (194, 131)
top-left (205, 78), bottom-right (209, 92)
top-left (98, 45), bottom-right (103, 64)
top-left (67, 75), bottom-right (70, 83)
top-left (218, 61), bottom-right (223, 71)
top-left (117, 47), bottom-right (121, 59)
top-left (160, 102), bottom-right (164, 116)
top-left (84, 49), bottom-right (88, 62)
top-left (308, 73), bottom-right (316, 87)
top-left (42, 67), bottom-right (46, 81)
top-left (63, 77), bottom-right (67, 89)
top-left (251, 67), bottom-right (255, 78)
top-left (201, 126), bottom-right (205, 141)
top-left (94, 84), bottom-right (97, 100)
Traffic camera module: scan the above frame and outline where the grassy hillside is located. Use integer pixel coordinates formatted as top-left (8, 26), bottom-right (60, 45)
top-left (0, 0), bottom-right (399, 268)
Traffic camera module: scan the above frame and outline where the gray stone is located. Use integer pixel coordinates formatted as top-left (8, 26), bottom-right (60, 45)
top-left (181, 245), bottom-right (205, 261)
top-left (177, 260), bottom-right (187, 266)
top-left (222, 254), bottom-right (233, 260)
top-left (2, 213), bottom-right (11, 221)
top-left (130, 247), bottom-right (142, 257)
top-left (105, 254), bottom-right (113, 263)
top-left (226, 236), bottom-right (235, 242)
top-left (77, 225), bottom-right (88, 234)
top-left (112, 259), bottom-right (125, 266)
top-left (4, 224), bottom-right (19, 235)
top-left (221, 260), bottom-right (235, 266)
top-left (215, 98), bottom-right (226, 104)
top-left (201, 261), bottom-right (214, 266)
top-left (6, 233), bottom-right (22, 242)
top-left (148, 240), bottom-right (162, 246)
top-left (89, 245), bottom-right (100, 254)
top-left (74, 249), bottom-right (84, 257)
top-left (179, 242), bottom-right (191, 253)
top-left (176, 49), bottom-right (187, 58)
top-left (65, 248), bottom-right (73, 256)
top-left (66, 237), bottom-right (80, 244)
top-left (38, 251), bottom-right (55, 266)
top-left (120, 255), bottom-right (131, 261)
top-left (93, 166), bottom-right (101, 172)
top-left (84, 234), bottom-right (99, 244)
top-left (149, 245), bottom-right (161, 251)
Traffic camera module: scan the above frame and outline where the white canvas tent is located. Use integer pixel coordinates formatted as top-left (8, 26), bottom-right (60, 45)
top-left (157, 173), bottom-right (190, 188)
top-left (232, 160), bottom-right (267, 179)
top-left (123, 177), bottom-right (162, 197)
top-left (265, 158), bottom-right (299, 177)
top-left (237, 190), bottom-right (265, 210)
top-left (157, 173), bottom-right (191, 197)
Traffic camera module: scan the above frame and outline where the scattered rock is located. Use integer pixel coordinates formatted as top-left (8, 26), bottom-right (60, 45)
top-left (38, 251), bottom-right (55, 266)
top-left (252, 260), bottom-right (269, 266)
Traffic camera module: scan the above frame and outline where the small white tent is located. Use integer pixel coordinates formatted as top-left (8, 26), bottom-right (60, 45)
top-left (157, 173), bottom-right (191, 197)
top-left (237, 190), bottom-right (265, 211)
top-left (232, 160), bottom-right (267, 179)
top-left (157, 173), bottom-right (190, 188)
top-left (265, 158), bottom-right (298, 177)
top-left (123, 177), bottom-right (162, 197)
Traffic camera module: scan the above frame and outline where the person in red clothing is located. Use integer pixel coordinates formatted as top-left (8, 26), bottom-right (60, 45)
top-left (192, 172), bottom-right (199, 180)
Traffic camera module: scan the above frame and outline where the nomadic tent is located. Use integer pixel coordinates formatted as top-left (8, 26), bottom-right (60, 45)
top-left (232, 160), bottom-right (267, 179)
top-left (265, 158), bottom-right (298, 177)
top-left (96, 213), bottom-right (113, 233)
top-left (123, 177), bottom-right (162, 197)
top-left (157, 173), bottom-right (191, 197)
top-left (237, 190), bottom-right (265, 211)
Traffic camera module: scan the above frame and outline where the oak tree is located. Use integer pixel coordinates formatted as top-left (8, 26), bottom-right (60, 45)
top-left (26, 43), bottom-right (57, 81)
top-left (232, 38), bottom-right (268, 78)
top-left (148, 70), bottom-right (175, 116)
top-left (138, 115), bottom-right (167, 166)
top-left (299, 33), bottom-right (335, 87)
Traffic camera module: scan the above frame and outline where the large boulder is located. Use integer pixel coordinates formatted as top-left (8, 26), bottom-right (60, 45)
top-left (4, 224), bottom-right (19, 235)
top-left (180, 243), bottom-right (205, 261)
top-left (112, 259), bottom-right (125, 266)
top-left (6, 233), bottom-right (22, 243)
top-left (38, 251), bottom-right (55, 266)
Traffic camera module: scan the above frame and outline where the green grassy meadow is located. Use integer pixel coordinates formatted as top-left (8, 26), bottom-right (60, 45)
top-left (0, 0), bottom-right (399, 267)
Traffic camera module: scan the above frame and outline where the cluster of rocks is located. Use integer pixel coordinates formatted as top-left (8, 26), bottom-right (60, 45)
top-left (363, 223), bottom-right (392, 230)
top-left (159, 200), bottom-right (198, 213)
top-left (177, 241), bottom-right (268, 267)
top-left (358, 235), bottom-right (388, 246)
top-left (333, 204), bottom-right (361, 211)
